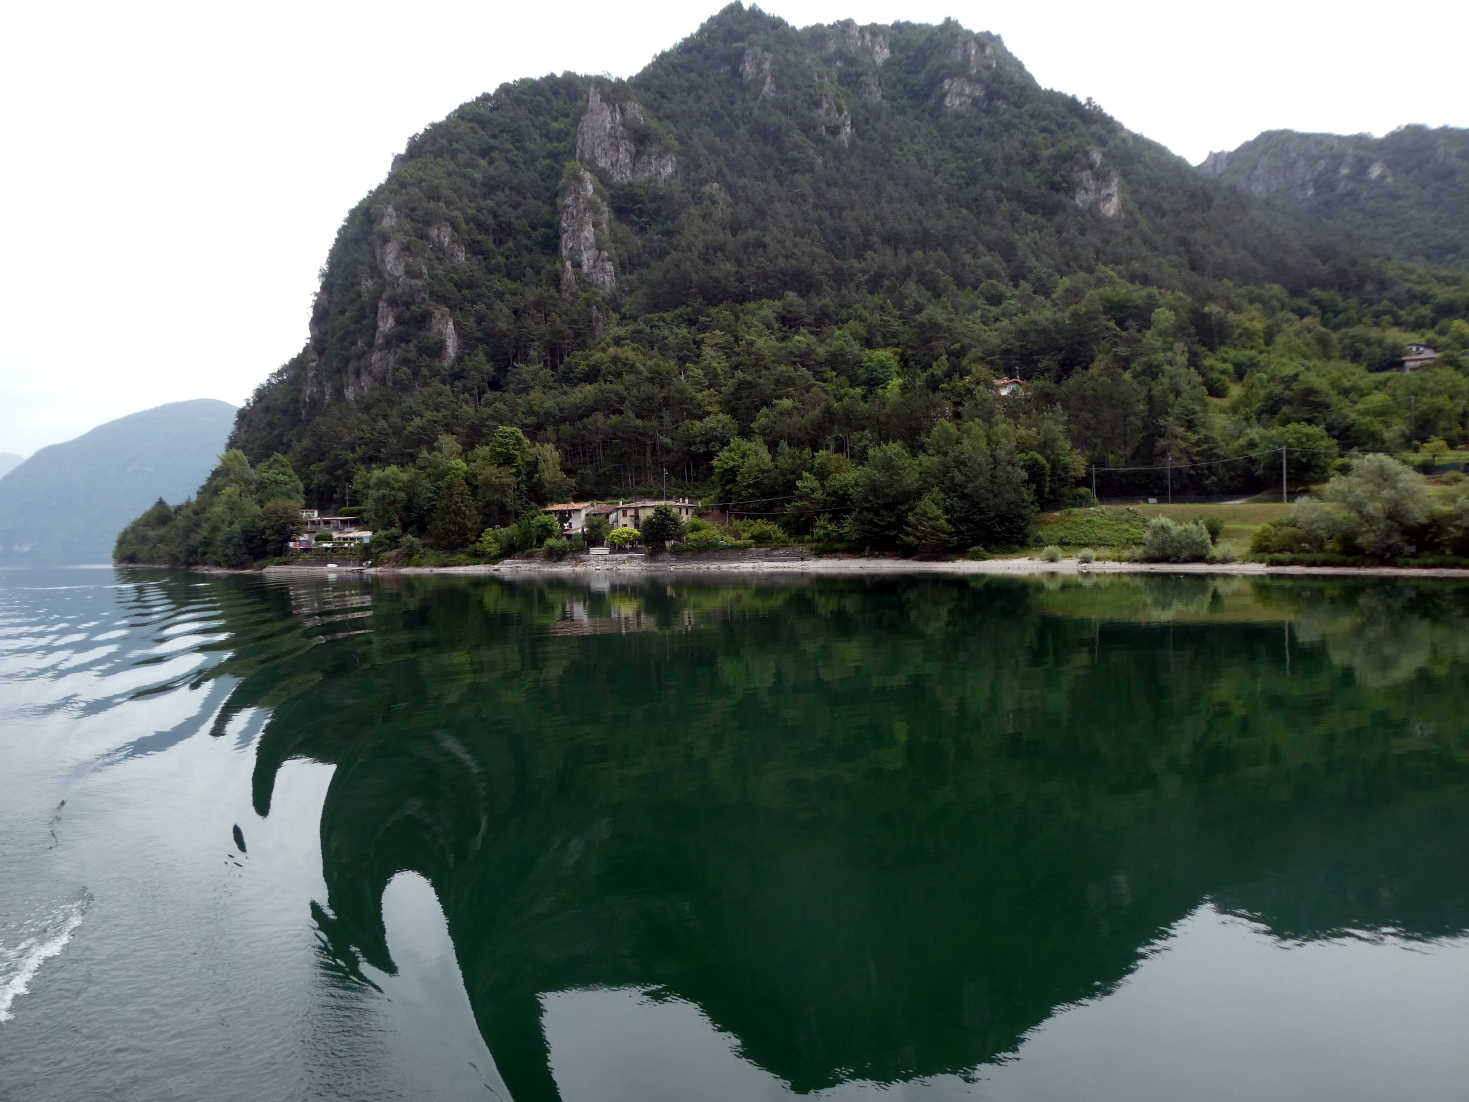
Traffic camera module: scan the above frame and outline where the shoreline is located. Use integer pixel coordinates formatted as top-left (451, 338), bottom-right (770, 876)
top-left (254, 552), bottom-right (1469, 581)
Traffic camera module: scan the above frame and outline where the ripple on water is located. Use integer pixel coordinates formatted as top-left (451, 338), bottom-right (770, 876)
top-left (0, 889), bottom-right (92, 1023)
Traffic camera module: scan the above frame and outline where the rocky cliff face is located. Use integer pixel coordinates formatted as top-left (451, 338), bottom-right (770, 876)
top-left (559, 167), bottom-right (618, 294)
top-left (575, 86), bottom-right (677, 184)
top-left (1198, 125), bottom-right (1469, 268)
top-left (1198, 132), bottom-right (1393, 201)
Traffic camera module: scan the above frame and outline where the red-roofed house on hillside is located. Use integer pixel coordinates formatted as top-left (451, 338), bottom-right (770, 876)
top-left (546, 502), bottom-right (594, 535)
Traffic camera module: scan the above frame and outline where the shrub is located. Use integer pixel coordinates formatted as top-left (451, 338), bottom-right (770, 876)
top-left (1201, 515), bottom-right (1224, 545)
top-left (398, 534), bottom-right (424, 564)
top-left (371, 527), bottom-right (403, 555)
top-left (472, 528), bottom-right (501, 560)
top-left (1077, 547), bottom-right (1095, 564)
top-left (528, 512), bottom-right (560, 547)
top-left (1251, 522), bottom-right (1309, 555)
top-left (1210, 543), bottom-right (1238, 563)
top-left (1140, 517), bottom-right (1211, 562)
top-left (677, 526), bottom-right (732, 551)
top-left (1040, 544), bottom-right (1062, 562)
top-left (812, 516), bottom-right (843, 543)
top-left (1322, 453), bottom-right (1432, 558)
top-left (737, 518), bottom-right (788, 545)
top-left (542, 537), bottom-right (570, 561)
top-left (963, 545), bottom-right (988, 561)
top-left (685, 515), bottom-right (713, 533)
top-left (607, 526), bottom-right (640, 549)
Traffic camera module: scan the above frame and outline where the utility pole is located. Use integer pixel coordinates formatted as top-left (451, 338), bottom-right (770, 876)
top-left (1091, 464), bottom-right (1097, 505)
top-left (1166, 459), bottom-right (1172, 505)
top-left (1281, 445), bottom-right (1288, 504)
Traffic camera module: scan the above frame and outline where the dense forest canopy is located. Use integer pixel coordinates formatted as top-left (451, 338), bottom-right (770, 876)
top-left (118, 5), bottom-right (1469, 565)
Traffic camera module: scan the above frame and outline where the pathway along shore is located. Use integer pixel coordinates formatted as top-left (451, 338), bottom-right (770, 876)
top-left (261, 550), bottom-right (1469, 581)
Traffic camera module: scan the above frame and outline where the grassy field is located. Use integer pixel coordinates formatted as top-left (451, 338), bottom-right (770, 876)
top-left (1033, 502), bottom-right (1294, 555)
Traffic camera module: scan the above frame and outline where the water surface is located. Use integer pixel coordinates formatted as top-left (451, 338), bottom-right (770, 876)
top-left (2, 567), bottom-right (1468, 1100)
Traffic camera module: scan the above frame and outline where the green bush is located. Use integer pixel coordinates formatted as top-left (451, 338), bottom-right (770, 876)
top-left (1140, 517), bottom-right (1211, 562)
top-left (371, 527), bottom-right (403, 555)
top-left (1040, 544), bottom-right (1062, 562)
top-left (472, 528), bottom-right (501, 560)
top-left (677, 526), bottom-right (733, 551)
top-left (607, 526), bottom-right (640, 549)
top-left (1077, 547), bottom-right (1095, 564)
top-left (737, 518), bottom-right (788, 545)
top-left (812, 516), bottom-right (843, 543)
top-left (398, 534), bottom-right (424, 564)
top-left (542, 537), bottom-right (570, 560)
top-left (1201, 515), bottom-right (1224, 544)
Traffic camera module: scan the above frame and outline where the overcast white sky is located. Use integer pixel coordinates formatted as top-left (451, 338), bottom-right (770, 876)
top-left (1, 0), bottom-right (1464, 457)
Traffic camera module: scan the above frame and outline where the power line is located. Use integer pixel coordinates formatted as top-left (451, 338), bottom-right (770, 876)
top-left (1089, 445), bottom-right (1338, 475)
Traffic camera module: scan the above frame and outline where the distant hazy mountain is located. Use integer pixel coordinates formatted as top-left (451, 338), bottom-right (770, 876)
top-left (1199, 126), bottom-right (1469, 269)
top-left (0, 400), bottom-right (235, 564)
top-left (0, 453), bottom-right (22, 479)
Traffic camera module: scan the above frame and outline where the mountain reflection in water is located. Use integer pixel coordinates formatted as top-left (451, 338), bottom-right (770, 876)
top-left (143, 571), bottom-right (1469, 1097)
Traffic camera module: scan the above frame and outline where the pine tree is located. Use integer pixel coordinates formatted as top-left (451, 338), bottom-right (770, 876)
top-left (904, 489), bottom-right (955, 558)
top-left (428, 475), bottom-right (477, 549)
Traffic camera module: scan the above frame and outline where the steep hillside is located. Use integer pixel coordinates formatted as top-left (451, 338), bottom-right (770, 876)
top-left (123, 7), bottom-right (1469, 567)
top-left (1200, 126), bottom-right (1469, 269)
top-left (0, 400), bottom-right (235, 564)
top-left (229, 5), bottom-right (1372, 492)
top-left (0, 453), bottom-right (22, 480)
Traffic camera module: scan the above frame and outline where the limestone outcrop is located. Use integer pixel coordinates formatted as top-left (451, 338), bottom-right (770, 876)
top-left (575, 86), bottom-right (677, 184)
top-left (559, 167), bottom-right (617, 294)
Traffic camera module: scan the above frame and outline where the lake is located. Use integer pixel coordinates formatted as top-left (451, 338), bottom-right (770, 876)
top-left (2, 566), bottom-right (1468, 1100)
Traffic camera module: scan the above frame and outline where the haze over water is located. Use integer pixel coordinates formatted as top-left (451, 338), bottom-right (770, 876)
top-left (2, 566), bottom-right (1468, 1100)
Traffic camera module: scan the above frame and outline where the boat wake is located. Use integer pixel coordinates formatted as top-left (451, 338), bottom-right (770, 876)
top-left (0, 888), bottom-right (91, 1023)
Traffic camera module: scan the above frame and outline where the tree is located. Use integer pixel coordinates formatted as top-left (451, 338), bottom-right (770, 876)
top-left (904, 490), bottom-right (954, 558)
top-left (1323, 454), bottom-right (1432, 558)
top-left (1256, 423), bottom-right (1339, 490)
top-left (259, 498), bottom-right (305, 558)
top-left (583, 512), bottom-right (611, 547)
top-left (852, 443), bottom-right (922, 549)
top-left (607, 526), bottom-right (640, 549)
top-left (429, 474), bottom-right (477, 549)
top-left (360, 466), bottom-right (412, 531)
top-left (640, 505), bottom-right (686, 555)
top-left (254, 454), bottom-right (304, 505)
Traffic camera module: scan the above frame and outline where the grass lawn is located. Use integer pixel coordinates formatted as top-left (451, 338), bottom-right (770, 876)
top-left (1033, 502), bottom-right (1294, 555)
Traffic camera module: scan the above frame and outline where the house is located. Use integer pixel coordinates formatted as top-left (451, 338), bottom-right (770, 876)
top-left (1401, 344), bottom-right (1439, 372)
top-left (292, 510), bottom-right (373, 551)
top-left (613, 499), bottom-right (699, 529)
top-left (578, 499), bottom-right (700, 533)
top-left (300, 510), bottom-right (360, 534)
top-left (994, 377), bottom-right (1026, 398)
top-left (545, 502), bottom-right (594, 535)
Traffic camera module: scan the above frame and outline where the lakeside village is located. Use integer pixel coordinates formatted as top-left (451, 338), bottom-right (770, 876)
top-left (289, 499), bottom-right (700, 557)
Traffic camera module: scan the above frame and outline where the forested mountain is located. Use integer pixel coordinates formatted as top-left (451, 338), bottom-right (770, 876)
top-left (0, 453), bottom-right (22, 480)
top-left (122, 5), bottom-right (1469, 565)
top-left (1199, 126), bottom-right (1469, 270)
top-left (2, 400), bottom-right (234, 564)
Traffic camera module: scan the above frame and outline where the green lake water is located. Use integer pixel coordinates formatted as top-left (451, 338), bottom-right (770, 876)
top-left (2, 566), bottom-right (1468, 1100)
